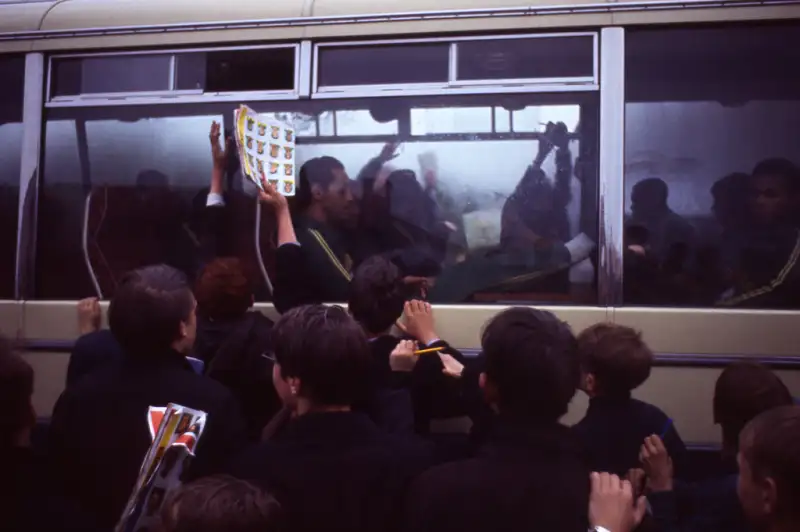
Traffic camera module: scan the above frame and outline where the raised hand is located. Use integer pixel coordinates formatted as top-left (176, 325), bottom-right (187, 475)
top-left (589, 472), bottom-right (647, 532)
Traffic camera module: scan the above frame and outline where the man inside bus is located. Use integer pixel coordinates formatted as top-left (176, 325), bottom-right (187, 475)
top-left (427, 121), bottom-right (594, 302)
top-left (717, 158), bottom-right (800, 308)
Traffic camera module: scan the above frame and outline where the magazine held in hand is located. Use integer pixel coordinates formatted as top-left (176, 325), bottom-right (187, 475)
top-left (115, 404), bottom-right (208, 532)
top-left (234, 104), bottom-right (297, 196)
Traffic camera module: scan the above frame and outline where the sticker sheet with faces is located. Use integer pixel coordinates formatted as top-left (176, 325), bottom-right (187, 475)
top-left (234, 104), bottom-right (296, 196)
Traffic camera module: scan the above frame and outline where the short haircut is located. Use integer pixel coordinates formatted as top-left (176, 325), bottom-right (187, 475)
top-left (348, 256), bottom-right (405, 335)
top-left (751, 158), bottom-right (800, 194)
top-left (481, 307), bottom-right (579, 421)
top-left (294, 156), bottom-right (345, 212)
top-left (272, 304), bottom-right (371, 406)
top-left (0, 338), bottom-right (34, 446)
top-left (740, 405), bottom-right (800, 519)
top-left (714, 361), bottom-right (793, 453)
top-left (633, 177), bottom-right (669, 203)
top-left (160, 475), bottom-right (283, 532)
top-left (109, 264), bottom-right (195, 355)
top-left (577, 323), bottom-right (653, 396)
top-left (194, 258), bottom-right (254, 320)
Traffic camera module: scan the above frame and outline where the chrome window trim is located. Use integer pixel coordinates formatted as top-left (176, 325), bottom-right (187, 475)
top-left (16, 53), bottom-right (45, 300)
top-left (46, 43), bottom-right (301, 105)
top-left (311, 83), bottom-right (599, 100)
top-left (597, 27), bottom-right (626, 307)
top-left (44, 90), bottom-right (301, 108)
top-left (49, 43), bottom-right (299, 60)
top-left (298, 39), bottom-right (312, 98)
top-left (314, 32), bottom-right (598, 93)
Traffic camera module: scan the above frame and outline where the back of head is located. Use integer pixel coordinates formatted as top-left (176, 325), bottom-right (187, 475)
top-left (109, 264), bottom-right (195, 356)
top-left (348, 256), bottom-right (405, 335)
top-left (752, 158), bottom-right (800, 191)
top-left (739, 405), bottom-right (800, 522)
top-left (0, 338), bottom-right (34, 447)
top-left (272, 304), bottom-right (371, 406)
top-left (194, 258), bottom-right (254, 321)
top-left (577, 323), bottom-right (653, 397)
top-left (294, 156), bottom-right (345, 213)
top-left (633, 177), bottom-right (669, 206)
top-left (714, 361), bottom-right (793, 454)
top-left (481, 307), bottom-right (579, 422)
top-left (160, 475), bottom-right (283, 532)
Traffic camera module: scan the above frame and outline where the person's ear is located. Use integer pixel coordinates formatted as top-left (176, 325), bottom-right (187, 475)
top-left (311, 183), bottom-right (324, 201)
top-left (761, 476), bottom-right (779, 517)
top-left (584, 372), bottom-right (597, 396)
top-left (178, 320), bottom-right (188, 339)
top-left (287, 377), bottom-right (301, 397)
top-left (479, 372), bottom-right (499, 406)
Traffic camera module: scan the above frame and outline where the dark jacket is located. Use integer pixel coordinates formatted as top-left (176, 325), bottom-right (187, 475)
top-left (230, 411), bottom-right (433, 532)
top-left (2, 445), bottom-right (103, 532)
top-left (572, 395), bottom-right (686, 478)
top-left (198, 311), bottom-right (281, 441)
top-left (649, 474), bottom-right (750, 532)
top-left (405, 416), bottom-right (591, 532)
top-left (66, 329), bottom-right (123, 388)
top-left (48, 349), bottom-right (248, 529)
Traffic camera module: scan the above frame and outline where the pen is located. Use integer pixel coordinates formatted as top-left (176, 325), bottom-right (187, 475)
top-left (659, 418), bottom-right (674, 439)
top-left (413, 346), bottom-right (445, 356)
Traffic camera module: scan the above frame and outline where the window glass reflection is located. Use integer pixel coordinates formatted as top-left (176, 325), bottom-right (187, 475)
top-left (37, 95), bottom-right (598, 305)
top-left (0, 55), bottom-right (24, 299)
top-left (624, 24), bottom-right (800, 309)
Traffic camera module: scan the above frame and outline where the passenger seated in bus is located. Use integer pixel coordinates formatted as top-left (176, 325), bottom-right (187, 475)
top-left (48, 265), bottom-right (247, 530)
top-left (572, 323), bottom-right (685, 478)
top-left (641, 361), bottom-right (794, 532)
top-left (718, 158), bottom-right (800, 308)
top-left (627, 177), bottom-right (695, 264)
top-left (228, 304), bottom-right (432, 532)
top-left (427, 122), bottom-right (593, 302)
top-left (1, 337), bottom-right (102, 531)
top-left (159, 475), bottom-right (284, 532)
top-left (405, 307), bottom-right (590, 532)
top-left (194, 258), bottom-right (281, 442)
top-left (736, 405), bottom-right (800, 532)
top-left (288, 155), bottom-right (358, 302)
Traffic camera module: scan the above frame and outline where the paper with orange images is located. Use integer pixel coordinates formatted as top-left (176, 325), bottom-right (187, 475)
top-left (234, 104), bottom-right (296, 196)
top-left (115, 404), bottom-right (208, 532)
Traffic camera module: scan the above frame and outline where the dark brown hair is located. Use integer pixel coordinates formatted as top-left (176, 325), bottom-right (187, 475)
top-left (194, 258), bottom-right (254, 320)
top-left (160, 475), bottom-right (283, 532)
top-left (714, 361), bottom-right (793, 455)
top-left (577, 323), bottom-right (653, 396)
top-left (0, 338), bottom-right (34, 446)
top-left (740, 405), bottom-right (800, 520)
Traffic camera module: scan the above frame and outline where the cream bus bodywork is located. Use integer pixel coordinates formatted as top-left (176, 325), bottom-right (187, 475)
top-left (1, 0), bottom-right (798, 444)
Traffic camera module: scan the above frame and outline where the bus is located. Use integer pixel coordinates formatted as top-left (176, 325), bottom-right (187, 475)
top-left (1, 0), bottom-right (799, 447)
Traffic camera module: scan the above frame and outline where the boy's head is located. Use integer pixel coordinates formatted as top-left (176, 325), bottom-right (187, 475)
top-left (480, 307), bottom-right (579, 422)
top-left (160, 475), bottom-right (283, 532)
top-left (713, 361), bottom-right (793, 456)
top-left (348, 256), bottom-right (405, 336)
top-left (737, 405), bottom-right (800, 529)
top-left (576, 323), bottom-right (653, 398)
top-left (271, 304), bottom-right (371, 410)
top-left (194, 258), bottom-right (255, 321)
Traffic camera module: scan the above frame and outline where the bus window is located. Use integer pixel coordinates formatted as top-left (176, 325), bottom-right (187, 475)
top-left (36, 93), bottom-right (598, 305)
top-left (624, 24), bottom-right (800, 309)
top-left (0, 55), bottom-right (24, 299)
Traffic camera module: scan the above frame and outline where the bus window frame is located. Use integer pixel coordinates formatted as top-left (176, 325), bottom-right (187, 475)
top-left (312, 32), bottom-right (599, 96)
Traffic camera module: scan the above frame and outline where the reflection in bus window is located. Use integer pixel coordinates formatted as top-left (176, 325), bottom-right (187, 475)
top-left (0, 56), bottom-right (24, 299)
top-left (36, 94), bottom-right (598, 305)
top-left (624, 25), bottom-right (800, 309)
